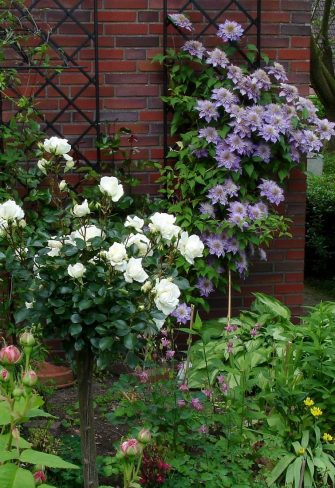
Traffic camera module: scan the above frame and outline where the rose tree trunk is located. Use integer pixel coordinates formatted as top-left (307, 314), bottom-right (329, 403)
top-left (76, 346), bottom-right (99, 488)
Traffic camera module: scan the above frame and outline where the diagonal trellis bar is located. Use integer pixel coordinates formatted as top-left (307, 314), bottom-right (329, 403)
top-left (0, 0), bottom-right (101, 168)
top-left (163, 0), bottom-right (262, 162)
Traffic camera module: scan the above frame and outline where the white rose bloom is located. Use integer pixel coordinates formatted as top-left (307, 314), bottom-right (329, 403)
top-left (124, 215), bottom-right (144, 233)
top-left (47, 239), bottom-right (63, 257)
top-left (68, 262), bottom-right (86, 279)
top-left (124, 257), bottom-right (149, 283)
top-left (153, 278), bottom-right (180, 315)
top-left (126, 233), bottom-right (153, 257)
top-left (64, 154), bottom-right (75, 171)
top-left (0, 200), bottom-right (25, 222)
top-left (37, 158), bottom-right (49, 175)
top-left (43, 136), bottom-right (71, 155)
top-left (149, 212), bottom-right (181, 242)
top-left (71, 225), bottom-right (104, 244)
top-left (73, 199), bottom-right (91, 218)
top-left (59, 180), bottom-right (67, 191)
top-left (177, 231), bottom-right (204, 264)
top-left (105, 242), bottom-right (128, 270)
top-left (98, 176), bottom-right (124, 202)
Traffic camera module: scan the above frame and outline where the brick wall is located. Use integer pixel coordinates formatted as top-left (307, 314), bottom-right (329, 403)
top-left (3, 0), bottom-right (311, 317)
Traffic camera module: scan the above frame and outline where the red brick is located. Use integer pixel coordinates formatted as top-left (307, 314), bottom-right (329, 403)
top-left (98, 11), bottom-right (136, 21)
top-left (279, 48), bottom-right (310, 60)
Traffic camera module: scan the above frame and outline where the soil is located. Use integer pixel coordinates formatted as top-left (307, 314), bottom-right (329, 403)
top-left (303, 282), bottom-right (335, 307)
top-left (46, 375), bottom-right (127, 457)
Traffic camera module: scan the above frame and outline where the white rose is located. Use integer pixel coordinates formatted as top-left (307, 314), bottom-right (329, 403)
top-left (71, 225), bottom-right (104, 244)
top-left (124, 257), bottom-right (148, 283)
top-left (64, 154), bottom-right (75, 171)
top-left (0, 200), bottom-right (25, 222)
top-left (98, 176), bottom-right (124, 202)
top-left (105, 242), bottom-right (128, 270)
top-left (59, 180), bottom-right (67, 191)
top-left (125, 215), bottom-right (144, 233)
top-left (47, 239), bottom-right (63, 257)
top-left (126, 233), bottom-right (153, 257)
top-left (43, 136), bottom-right (71, 155)
top-left (153, 278), bottom-right (180, 315)
top-left (73, 199), bottom-right (91, 218)
top-left (25, 301), bottom-right (34, 309)
top-left (67, 262), bottom-right (86, 279)
top-left (149, 212), bottom-right (181, 242)
top-left (177, 231), bottom-right (204, 264)
top-left (37, 158), bottom-right (49, 174)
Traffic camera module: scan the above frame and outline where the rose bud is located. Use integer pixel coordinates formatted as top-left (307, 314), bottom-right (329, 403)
top-left (22, 370), bottom-right (38, 387)
top-left (33, 470), bottom-right (47, 485)
top-left (120, 438), bottom-right (142, 457)
top-left (13, 387), bottom-right (25, 399)
top-left (19, 331), bottom-right (36, 347)
top-left (138, 428), bottom-right (151, 444)
top-left (0, 368), bottom-right (10, 383)
top-left (0, 345), bottom-right (21, 365)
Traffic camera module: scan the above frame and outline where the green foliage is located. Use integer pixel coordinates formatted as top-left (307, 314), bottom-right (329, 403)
top-left (99, 296), bottom-right (335, 487)
top-left (306, 172), bottom-right (335, 278)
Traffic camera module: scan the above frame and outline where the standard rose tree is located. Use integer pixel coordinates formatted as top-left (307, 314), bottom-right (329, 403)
top-left (1, 146), bottom-right (204, 488)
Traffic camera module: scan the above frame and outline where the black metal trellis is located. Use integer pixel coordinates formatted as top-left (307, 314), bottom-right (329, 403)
top-left (163, 0), bottom-right (262, 161)
top-left (0, 0), bottom-right (101, 168)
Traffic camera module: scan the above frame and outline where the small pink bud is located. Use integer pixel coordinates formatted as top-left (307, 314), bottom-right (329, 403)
top-left (0, 368), bottom-right (10, 382)
top-left (0, 345), bottom-right (21, 365)
top-left (19, 331), bottom-right (36, 347)
top-left (33, 470), bottom-right (47, 485)
top-left (22, 370), bottom-right (38, 387)
top-left (120, 438), bottom-right (142, 457)
top-left (138, 428), bottom-right (151, 444)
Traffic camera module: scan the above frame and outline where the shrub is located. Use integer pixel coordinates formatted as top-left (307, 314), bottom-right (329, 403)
top-left (306, 173), bottom-right (335, 278)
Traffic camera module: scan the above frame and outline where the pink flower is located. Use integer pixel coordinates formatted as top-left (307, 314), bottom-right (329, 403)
top-left (0, 368), bottom-right (10, 382)
top-left (198, 424), bottom-right (208, 434)
top-left (0, 345), bottom-right (21, 365)
top-left (191, 398), bottom-right (203, 411)
top-left (161, 338), bottom-right (171, 348)
top-left (177, 399), bottom-right (186, 408)
top-left (202, 389), bottom-right (212, 399)
top-left (166, 350), bottom-right (175, 360)
top-left (120, 438), bottom-right (142, 456)
top-left (138, 428), bottom-right (151, 444)
top-left (136, 371), bottom-right (149, 383)
top-left (179, 383), bottom-right (189, 392)
top-left (22, 370), bottom-right (38, 387)
top-left (33, 470), bottom-right (47, 485)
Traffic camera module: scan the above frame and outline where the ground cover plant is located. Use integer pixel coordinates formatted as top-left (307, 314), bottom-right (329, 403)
top-left (99, 295), bottom-right (335, 487)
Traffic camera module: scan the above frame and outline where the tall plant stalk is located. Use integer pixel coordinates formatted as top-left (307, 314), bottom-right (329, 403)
top-left (76, 346), bottom-right (99, 488)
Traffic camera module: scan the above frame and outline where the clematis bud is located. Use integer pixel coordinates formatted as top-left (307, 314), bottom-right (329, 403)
top-left (0, 345), bottom-right (21, 365)
top-left (137, 428), bottom-right (151, 444)
top-left (120, 438), bottom-right (142, 457)
top-left (19, 332), bottom-right (36, 347)
top-left (22, 370), bottom-right (38, 387)
top-left (59, 179), bottom-right (67, 191)
top-left (0, 368), bottom-right (10, 383)
top-left (33, 470), bottom-right (47, 485)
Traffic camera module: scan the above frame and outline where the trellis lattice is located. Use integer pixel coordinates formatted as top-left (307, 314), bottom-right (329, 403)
top-left (162, 0), bottom-right (262, 159)
top-left (0, 0), bottom-right (101, 167)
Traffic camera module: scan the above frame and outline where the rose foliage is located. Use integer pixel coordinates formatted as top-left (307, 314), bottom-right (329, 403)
top-left (1, 138), bottom-right (204, 368)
